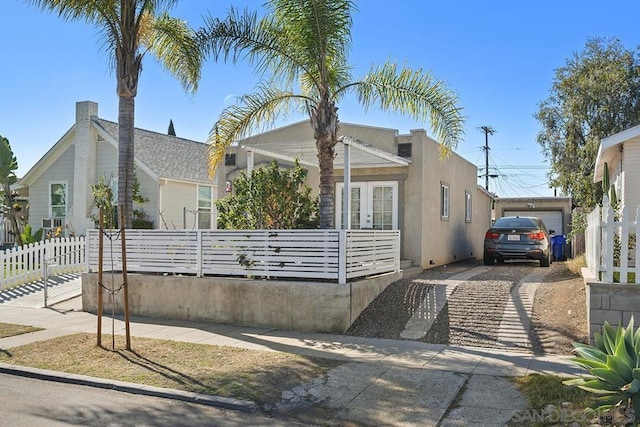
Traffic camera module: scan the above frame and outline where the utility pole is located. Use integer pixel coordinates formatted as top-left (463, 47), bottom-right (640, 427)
top-left (479, 126), bottom-right (495, 191)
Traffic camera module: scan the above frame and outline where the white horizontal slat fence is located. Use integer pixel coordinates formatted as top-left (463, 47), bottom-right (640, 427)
top-left (87, 229), bottom-right (400, 284)
top-left (585, 196), bottom-right (639, 284)
top-left (345, 230), bottom-right (400, 279)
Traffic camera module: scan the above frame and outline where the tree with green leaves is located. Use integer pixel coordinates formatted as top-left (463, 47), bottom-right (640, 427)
top-left (28, 0), bottom-right (202, 228)
top-left (535, 37), bottom-right (640, 208)
top-left (0, 135), bottom-right (22, 246)
top-left (217, 160), bottom-right (318, 229)
top-left (200, 0), bottom-right (464, 228)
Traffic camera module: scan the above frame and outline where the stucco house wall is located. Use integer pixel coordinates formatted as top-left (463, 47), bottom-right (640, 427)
top-left (218, 120), bottom-right (492, 269)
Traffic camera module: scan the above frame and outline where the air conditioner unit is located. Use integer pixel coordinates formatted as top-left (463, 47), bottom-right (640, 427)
top-left (42, 218), bottom-right (64, 228)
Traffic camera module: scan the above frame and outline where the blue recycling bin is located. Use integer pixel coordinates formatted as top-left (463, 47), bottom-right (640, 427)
top-left (551, 235), bottom-right (567, 261)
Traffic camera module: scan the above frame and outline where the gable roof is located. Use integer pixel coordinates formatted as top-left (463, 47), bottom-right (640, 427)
top-left (96, 119), bottom-right (212, 183)
top-left (594, 124), bottom-right (640, 182)
top-left (21, 117), bottom-right (214, 187)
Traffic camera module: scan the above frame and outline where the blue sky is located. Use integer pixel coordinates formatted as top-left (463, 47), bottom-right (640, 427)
top-left (3, 0), bottom-right (640, 198)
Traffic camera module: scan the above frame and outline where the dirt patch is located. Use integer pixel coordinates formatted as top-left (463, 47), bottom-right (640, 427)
top-left (529, 265), bottom-right (588, 355)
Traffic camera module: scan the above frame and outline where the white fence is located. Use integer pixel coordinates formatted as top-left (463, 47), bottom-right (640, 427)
top-left (0, 217), bottom-right (24, 247)
top-left (0, 237), bottom-right (87, 290)
top-left (585, 196), bottom-right (639, 283)
top-left (86, 229), bottom-right (401, 285)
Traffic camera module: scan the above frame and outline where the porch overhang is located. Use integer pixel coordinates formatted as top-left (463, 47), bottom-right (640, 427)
top-left (240, 136), bottom-right (411, 169)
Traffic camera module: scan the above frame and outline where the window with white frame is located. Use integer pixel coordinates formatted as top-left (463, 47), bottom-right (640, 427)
top-left (197, 185), bottom-right (212, 229)
top-left (441, 183), bottom-right (449, 220)
top-left (465, 191), bottom-right (472, 222)
top-left (50, 182), bottom-right (67, 220)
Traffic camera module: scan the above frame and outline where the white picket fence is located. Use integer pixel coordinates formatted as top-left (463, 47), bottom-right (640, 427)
top-left (585, 196), bottom-right (639, 283)
top-left (86, 229), bottom-right (401, 285)
top-left (0, 237), bottom-right (87, 290)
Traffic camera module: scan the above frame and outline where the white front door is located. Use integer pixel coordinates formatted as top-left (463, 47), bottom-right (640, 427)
top-left (336, 181), bottom-right (398, 230)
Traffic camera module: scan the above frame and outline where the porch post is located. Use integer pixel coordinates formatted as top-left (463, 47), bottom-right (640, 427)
top-left (339, 230), bottom-right (346, 285)
top-left (343, 138), bottom-right (351, 230)
top-left (247, 149), bottom-right (254, 173)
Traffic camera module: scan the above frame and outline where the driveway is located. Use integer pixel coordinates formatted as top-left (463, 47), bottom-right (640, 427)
top-left (347, 259), bottom-right (557, 353)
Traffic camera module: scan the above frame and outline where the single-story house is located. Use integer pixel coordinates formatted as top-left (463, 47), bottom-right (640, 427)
top-left (19, 101), bottom-right (217, 237)
top-left (216, 121), bottom-right (494, 269)
top-left (492, 197), bottom-right (573, 235)
top-left (594, 124), bottom-right (640, 212)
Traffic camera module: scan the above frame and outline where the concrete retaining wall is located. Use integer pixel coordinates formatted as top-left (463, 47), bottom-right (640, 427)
top-left (586, 281), bottom-right (640, 343)
top-left (82, 272), bottom-right (400, 334)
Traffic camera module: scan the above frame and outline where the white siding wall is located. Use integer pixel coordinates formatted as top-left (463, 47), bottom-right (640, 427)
top-left (28, 146), bottom-right (75, 232)
top-left (135, 169), bottom-right (158, 227)
top-left (94, 139), bottom-right (158, 229)
top-left (159, 181), bottom-right (197, 229)
top-left (623, 143), bottom-right (640, 212)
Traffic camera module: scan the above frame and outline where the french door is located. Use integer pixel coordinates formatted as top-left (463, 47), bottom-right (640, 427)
top-left (335, 181), bottom-right (398, 230)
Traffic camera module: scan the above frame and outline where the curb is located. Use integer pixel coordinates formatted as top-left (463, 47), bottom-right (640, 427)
top-left (0, 363), bottom-right (259, 412)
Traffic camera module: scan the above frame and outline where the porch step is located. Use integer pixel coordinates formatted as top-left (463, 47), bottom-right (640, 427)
top-left (400, 260), bottom-right (423, 278)
top-left (400, 259), bottom-right (413, 269)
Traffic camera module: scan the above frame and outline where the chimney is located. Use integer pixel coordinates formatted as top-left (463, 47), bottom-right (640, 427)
top-left (72, 101), bottom-right (99, 233)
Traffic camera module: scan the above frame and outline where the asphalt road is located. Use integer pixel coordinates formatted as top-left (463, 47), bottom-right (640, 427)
top-left (0, 373), bottom-right (304, 427)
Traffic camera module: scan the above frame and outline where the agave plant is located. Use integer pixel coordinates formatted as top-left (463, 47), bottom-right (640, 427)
top-left (564, 316), bottom-right (640, 423)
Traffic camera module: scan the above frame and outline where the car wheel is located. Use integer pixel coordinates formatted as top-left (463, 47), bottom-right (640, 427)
top-left (496, 257), bottom-right (505, 265)
top-left (540, 253), bottom-right (550, 267)
top-left (483, 254), bottom-right (493, 265)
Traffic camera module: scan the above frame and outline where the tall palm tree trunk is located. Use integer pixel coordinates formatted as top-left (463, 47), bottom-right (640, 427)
top-left (313, 98), bottom-right (339, 229)
top-left (118, 96), bottom-right (135, 229)
top-left (317, 136), bottom-right (335, 229)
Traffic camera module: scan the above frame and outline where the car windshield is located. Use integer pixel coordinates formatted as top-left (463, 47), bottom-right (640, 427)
top-left (493, 217), bottom-right (539, 229)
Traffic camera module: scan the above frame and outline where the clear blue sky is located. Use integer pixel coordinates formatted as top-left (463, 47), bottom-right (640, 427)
top-left (3, 0), bottom-right (640, 198)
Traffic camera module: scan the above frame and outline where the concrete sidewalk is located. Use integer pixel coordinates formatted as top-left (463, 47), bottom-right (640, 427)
top-left (0, 297), bottom-right (583, 426)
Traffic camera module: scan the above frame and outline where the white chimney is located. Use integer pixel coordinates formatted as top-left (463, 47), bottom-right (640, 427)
top-left (72, 101), bottom-right (98, 234)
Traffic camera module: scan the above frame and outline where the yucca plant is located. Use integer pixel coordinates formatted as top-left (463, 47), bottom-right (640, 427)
top-left (564, 316), bottom-right (640, 424)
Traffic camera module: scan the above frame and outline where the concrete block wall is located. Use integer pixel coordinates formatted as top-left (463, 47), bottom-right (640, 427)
top-left (587, 282), bottom-right (640, 342)
top-left (82, 271), bottom-right (400, 333)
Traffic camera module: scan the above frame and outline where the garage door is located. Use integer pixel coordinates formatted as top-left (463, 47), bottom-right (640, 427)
top-left (503, 211), bottom-right (564, 235)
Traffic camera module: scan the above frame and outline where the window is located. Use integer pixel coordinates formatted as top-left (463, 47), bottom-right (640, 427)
top-left (50, 182), bottom-right (67, 219)
top-left (465, 191), bottom-right (472, 222)
top-left (197, 185), bottom-right (212, 229)
top-left (224, 153), bottom-right (236, 166)
top-left (397, 143), bottom-right (412, 158)
top-left (440, 183), bottom-right (449, 219)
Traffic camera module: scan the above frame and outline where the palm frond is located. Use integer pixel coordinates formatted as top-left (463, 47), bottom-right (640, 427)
top-left (147, 12), bottom-right (201, 93)
top-left (208, 85), bottom-right (314, 177)
top-left (350, 61), bottom-right (465, 157)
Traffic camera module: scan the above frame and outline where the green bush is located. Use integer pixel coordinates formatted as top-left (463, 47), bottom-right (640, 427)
top-left (20, 224), bottom-right (43, 245)
top-left (217, 160), bottom-right (318, 230)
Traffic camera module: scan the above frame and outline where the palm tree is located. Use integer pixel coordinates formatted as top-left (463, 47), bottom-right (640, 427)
top-left (27, 0), bottom-right (201, 228)
top-left (0, 136), bottom-right (22, 246)
top-left (200, 0), bottom-right (464, 228)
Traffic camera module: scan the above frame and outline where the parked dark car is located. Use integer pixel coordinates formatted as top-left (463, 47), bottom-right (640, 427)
top-left (483, 216), bottom-right (553, 267)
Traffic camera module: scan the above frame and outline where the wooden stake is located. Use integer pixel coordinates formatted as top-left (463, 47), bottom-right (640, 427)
top-left (97, 207), bottom-right (104, 347)
top-left (120, 206), bottom-right (131, 350)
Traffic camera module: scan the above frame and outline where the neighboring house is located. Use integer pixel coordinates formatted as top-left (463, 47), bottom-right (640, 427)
top-left (217, 121), bottom-right (493, 269)
top-left (19, 101), bottom-right (217, 237)
top-left (493, 197), bottom-right (573, 235)
top-left (594, 124), bottom-right (640, 213)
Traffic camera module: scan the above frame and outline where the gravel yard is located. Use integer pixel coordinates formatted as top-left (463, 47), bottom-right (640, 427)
top-left (346, 259), bottom-right (587, 354)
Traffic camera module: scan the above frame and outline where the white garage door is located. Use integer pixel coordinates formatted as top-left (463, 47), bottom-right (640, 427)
top-left (503, 211), bottom-right (564, 235)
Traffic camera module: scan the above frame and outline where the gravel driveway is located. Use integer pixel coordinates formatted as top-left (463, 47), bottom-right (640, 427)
top-left (347, 259), bottom-right (556, 352)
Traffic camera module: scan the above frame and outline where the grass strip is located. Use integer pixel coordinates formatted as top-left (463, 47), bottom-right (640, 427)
top-left (0, 333), bottom-right (341, 404)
